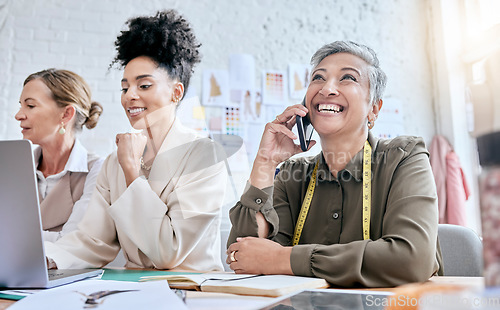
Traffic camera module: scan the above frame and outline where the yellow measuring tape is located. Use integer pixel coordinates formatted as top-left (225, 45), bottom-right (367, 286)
top-left (292, 161), bottom-right (319, 246)
top-left (292, 140), bottom-right (372, 246)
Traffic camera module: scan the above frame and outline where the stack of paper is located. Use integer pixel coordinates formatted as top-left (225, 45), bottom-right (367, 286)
top-left (7, 279), bottom-right (187, 310)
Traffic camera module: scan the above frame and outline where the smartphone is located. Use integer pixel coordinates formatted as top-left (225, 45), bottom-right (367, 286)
top-left (296, 97), bottom-right (314, 152)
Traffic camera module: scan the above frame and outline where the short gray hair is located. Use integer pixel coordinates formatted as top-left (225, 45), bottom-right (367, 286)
top-left (311, 41), bottom-right (387, 105)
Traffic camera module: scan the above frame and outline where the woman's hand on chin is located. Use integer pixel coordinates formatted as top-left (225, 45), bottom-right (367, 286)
top-left (226, 237), bottom-right (293, 275)
top-left (116, 132), bottom-right (147, 186)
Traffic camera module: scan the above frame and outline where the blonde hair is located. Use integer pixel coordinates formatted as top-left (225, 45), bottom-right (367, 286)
top-left (24, 69), bottom-right (103, 131)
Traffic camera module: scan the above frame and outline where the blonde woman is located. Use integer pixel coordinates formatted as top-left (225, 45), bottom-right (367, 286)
top-left (16, 69), bottom-right (103, 243)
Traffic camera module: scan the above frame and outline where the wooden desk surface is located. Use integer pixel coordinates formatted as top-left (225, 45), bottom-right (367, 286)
top-left (0, 276), bottom-right (485, 309)
top-left (428, 276), bottom-right (484, 289)
top-left (0, 300), bottom-right (13, 310)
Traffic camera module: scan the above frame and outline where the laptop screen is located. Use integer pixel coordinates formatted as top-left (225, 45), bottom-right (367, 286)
top-left (0, 140), bottom-right (50, 287)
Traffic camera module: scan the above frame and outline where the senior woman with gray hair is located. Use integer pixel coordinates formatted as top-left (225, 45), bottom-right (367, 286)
top-left (226, 41), bottom-right (442, 288)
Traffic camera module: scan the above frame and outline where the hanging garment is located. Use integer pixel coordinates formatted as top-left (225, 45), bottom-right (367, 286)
top-left (429, 135), bottom-right (471, 225)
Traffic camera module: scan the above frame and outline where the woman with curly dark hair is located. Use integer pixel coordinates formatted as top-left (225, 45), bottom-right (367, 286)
top-left (44, 10), bottom-right (227, 271)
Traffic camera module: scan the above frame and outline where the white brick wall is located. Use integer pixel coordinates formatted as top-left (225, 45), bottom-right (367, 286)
top-left (1, 0), bottom-right (436, 153)
top-left (0, 0), bottom-right (438, 239)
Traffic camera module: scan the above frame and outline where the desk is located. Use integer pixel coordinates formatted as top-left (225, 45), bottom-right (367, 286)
top-left (0, 290), bottom-right (274, 310)
top-left (428, 276), bottom-right (484, 289)
top-left (0, 276), bottom-right (484, 310)
top-left (186, 291), bottom-right (274, 310)
top-left (0, 299), bottom-right (12, 310)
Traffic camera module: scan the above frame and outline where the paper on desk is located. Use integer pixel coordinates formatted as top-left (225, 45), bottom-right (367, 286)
top-left (0, 288), bottom-right (42, 299)
top-left (8, 279), bottom-right (187, 310)
top-left (1, 273), bottom-right (103, 300)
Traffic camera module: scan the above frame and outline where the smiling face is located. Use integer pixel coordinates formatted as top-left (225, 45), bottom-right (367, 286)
top-left (305, 52), bottom-right (379, 139)
top-left (15, 79), bottom-right (67, 145)
top-left (121, 56), bottom-right (181, 130)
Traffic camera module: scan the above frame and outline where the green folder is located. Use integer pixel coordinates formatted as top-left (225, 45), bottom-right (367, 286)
top-left (101, 269), bottom-right (200, 282)
top-left (0, 293), bottom-right (25, 300)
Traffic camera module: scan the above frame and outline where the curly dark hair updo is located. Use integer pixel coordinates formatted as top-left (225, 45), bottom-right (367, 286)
top-left (112, 9), bottom-right (201, 97)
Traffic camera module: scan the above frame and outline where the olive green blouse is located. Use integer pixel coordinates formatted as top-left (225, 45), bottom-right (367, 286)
top-left (228, 133), bottom-right (442, 287)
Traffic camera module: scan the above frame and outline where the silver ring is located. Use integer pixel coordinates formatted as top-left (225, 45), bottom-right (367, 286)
top-left (230, 251), bottom-right (237, 262)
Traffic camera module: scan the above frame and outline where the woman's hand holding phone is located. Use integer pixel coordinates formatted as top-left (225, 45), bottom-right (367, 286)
top-left (249, 104), bottom-right (315, 189)
top-left (259, 104), bottom-right (309, 164)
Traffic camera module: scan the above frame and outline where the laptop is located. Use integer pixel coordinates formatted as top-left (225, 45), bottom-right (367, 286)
top-left (0, 139), bottom-right (102, 288)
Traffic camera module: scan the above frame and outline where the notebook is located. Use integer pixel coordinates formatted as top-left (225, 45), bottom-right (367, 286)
top-left (0, 140), bottom-right (102, 288)
top-left (139, 272), bottom-right (329, 297)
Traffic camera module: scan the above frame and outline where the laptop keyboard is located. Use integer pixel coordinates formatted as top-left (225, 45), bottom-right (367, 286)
top-left (48, 270), bottom-right (65, 280)
top-left (47, 269), bottom-right (103, 282)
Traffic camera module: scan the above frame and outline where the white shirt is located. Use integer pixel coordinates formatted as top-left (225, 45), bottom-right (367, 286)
top-left (34, 140), bottom-right (103, 242)
top-left (45, 119), bottom-right (227, 271)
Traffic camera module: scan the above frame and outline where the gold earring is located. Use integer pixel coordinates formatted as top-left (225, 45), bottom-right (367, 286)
top-left (367, 117), bottom-right (372, 128)
top-left (58, 122), bottom-right (66, 135)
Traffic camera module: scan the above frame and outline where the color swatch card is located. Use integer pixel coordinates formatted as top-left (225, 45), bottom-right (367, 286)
top-left (262, 70), bottom-right (288, 105)
top-left (224, 106), bottom-right (242, 136)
